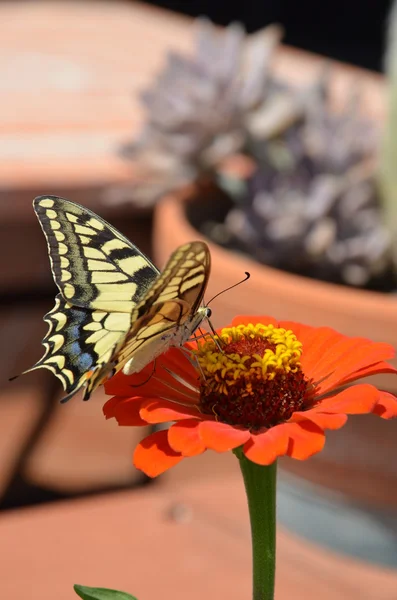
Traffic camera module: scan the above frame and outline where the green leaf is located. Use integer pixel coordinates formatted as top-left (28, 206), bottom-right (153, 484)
top-left (73, 584), bottom-right (138, 600)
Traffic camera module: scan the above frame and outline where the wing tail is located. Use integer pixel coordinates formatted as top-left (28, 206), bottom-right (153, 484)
top-left (16, 294), bottom-right (127, 402)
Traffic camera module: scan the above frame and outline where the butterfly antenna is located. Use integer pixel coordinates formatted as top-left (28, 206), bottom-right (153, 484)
top-left (206, 272), bottom-right (250, 306)
top-left (128, 359), bottom-right (157, 387)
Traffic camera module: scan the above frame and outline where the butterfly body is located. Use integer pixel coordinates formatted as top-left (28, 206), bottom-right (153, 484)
top-left (21, 196), bottom-right (211, 402)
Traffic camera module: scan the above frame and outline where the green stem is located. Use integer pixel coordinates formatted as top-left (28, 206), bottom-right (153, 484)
top-left (234, 448), bottom-right (277, 600)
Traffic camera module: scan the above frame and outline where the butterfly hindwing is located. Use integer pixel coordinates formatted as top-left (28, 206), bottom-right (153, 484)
top-left (23, 294), bottom-right (130, 401)
top-left (34, 196), bottom-right (159, 311)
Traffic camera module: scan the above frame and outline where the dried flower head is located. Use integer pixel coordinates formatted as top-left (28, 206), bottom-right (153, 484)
top-left (114, 19), bottom-right (282, 207)
top-left (206, 78), bottom-right (393, 288)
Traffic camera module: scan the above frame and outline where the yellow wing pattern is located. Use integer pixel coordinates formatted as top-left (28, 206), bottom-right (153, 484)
top-left (26, 295), bottom-right (132, 402)
top-left (120, 241), bottom-right (211, 375)
top-left (33, 196), bottom-right (158, 312)
top-left (20, 196), bottom-right (211, 402)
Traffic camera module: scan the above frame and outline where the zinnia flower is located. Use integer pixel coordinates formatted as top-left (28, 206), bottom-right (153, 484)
top-left (104, 315), bottom-right (397, 477)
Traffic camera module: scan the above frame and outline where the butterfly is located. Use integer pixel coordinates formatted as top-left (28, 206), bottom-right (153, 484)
top-left (18, 195), bottom-right (211, 402)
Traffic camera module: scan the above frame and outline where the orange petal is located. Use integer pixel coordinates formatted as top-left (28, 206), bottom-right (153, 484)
top-left (140, 398), bottom-right (202, 423)
top-left (157, 347), bottom-right (199, 385)
top-left (340, 362), bottom-right (397, 385)
top-left (284, 421), bottom-right (325, 459)
top-left (296, 326), bottom-right (344, 376)
top-left (305, 336), bottom-right (395, 395)
top-left (133, 430), bottom-right (183, 477)
top-left (105, 347), bottom-right (199, 401)
top-left (323, 346), bottom-right (396, 392)
top-left (279, 320), bottom-right (316, 341)
top-left (199, 420), bottom-right (251, 452)
top-left (104, 362), bottom-right (158, 396)
top-left (282, 325), bottom-right (390, 394)
top-left (313, 383), bottom-right (380, 415)
top-left (243, 427), bottom-right (289, 465)
top-left (292, 411), bottom-right (347, 430)
top-left (372, 391), bottom-right (397, 419)
top-left (291, 321), bottom-right (391, 379)
top-left (231, 315), bottom-right (279, 328)
top-left (103, 396), bottom-right (147, 426)
top-left (302, 334), bottom-right (359, 382)
top-left (168, 420), bottom-right (206, 456)
top-left (103, 395), bottom-right (123, 419)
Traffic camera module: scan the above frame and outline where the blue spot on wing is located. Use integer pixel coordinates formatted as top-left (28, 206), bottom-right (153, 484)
top-left (76, 352), bottom-right (94, 370)
top-left (68, 339), bottom-right (94, 370)
top-left (66, 307), bottom-right (88, 341)
top-left (69, 341), bottom-right (81, 356)
top-left (67, 326), bottom-right (81, 341)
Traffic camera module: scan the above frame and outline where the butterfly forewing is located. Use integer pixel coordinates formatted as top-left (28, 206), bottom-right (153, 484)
top-left (34, 196), bottom-right (159, 312)
top-left (133, 241), bottom-right (211, 320)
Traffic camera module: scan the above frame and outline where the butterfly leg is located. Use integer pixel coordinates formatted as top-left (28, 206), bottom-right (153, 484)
top-left (128, 360), bottom-right (157, 388)
top-left (178, 345), bottom-right (207, 381)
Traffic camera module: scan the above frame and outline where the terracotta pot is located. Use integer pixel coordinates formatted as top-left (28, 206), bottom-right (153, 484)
top-left (154, 180), bottom-right (397, 373)
top-left (153, 180), bottom-right (397, 566)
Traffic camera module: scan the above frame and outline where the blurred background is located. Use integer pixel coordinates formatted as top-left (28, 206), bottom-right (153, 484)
top-left (146, 0), bottom-right (391, 70)
top-left (1, 1), bottom-right (397, 599)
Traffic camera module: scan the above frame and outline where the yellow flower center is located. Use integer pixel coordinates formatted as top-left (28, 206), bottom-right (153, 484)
top-left (194, 323), bottom-right (311, 430)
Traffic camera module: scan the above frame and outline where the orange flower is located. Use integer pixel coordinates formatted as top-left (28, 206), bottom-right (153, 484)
top-left (104, 316), bottom-right (397, 477)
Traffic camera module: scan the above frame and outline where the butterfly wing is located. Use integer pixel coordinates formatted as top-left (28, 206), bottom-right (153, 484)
top-left (23, 196), bottom-right (159, 400)
top-left (120, 241), bottom-right (211, 375)
top-left (23, 295), bottom-right (131, 401)
top-left (33, 195), bottom-right (159, 312)
top-left (133, 241), bottom-right (210, 320)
